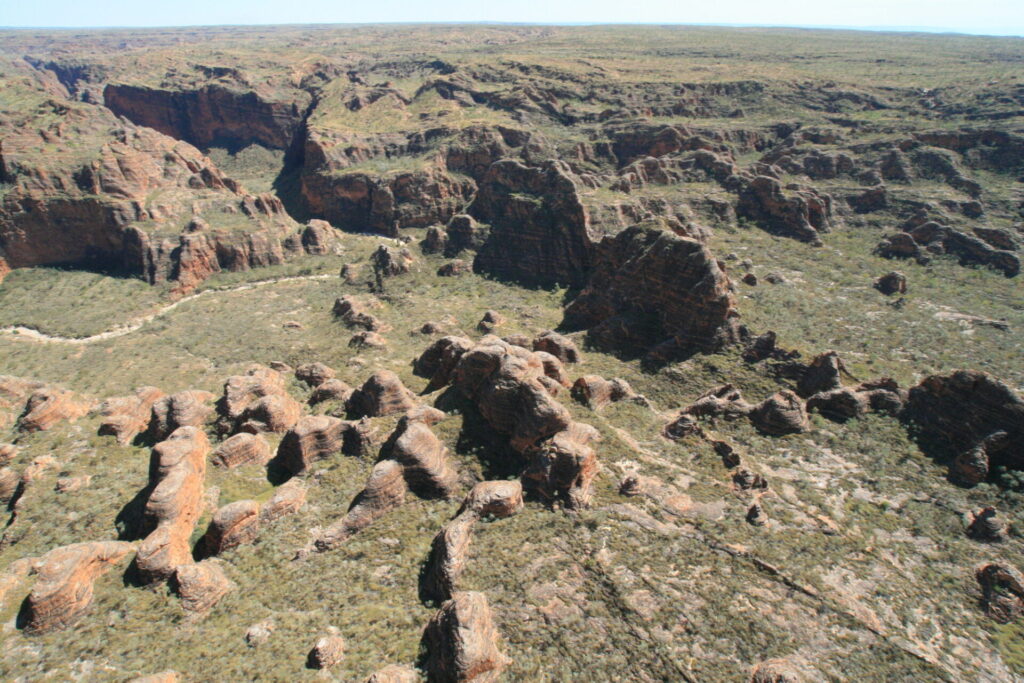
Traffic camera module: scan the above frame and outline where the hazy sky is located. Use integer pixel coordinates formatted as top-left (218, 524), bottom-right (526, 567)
top-left (2, 0), bottom-right (1023, 36)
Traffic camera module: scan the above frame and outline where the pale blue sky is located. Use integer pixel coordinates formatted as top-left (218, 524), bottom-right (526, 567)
top-left (1, 0), bottom-right (1022, 36)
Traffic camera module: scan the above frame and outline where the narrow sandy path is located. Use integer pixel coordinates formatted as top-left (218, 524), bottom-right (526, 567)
top-left (0, 273), bottom-right (334, 345)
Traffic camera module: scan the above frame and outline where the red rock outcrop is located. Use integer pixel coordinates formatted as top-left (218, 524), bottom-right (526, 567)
top-left (422, 514), bottom-right (476, 603)
top-left (348, 370), bottom-right (417, 418)
top-left (532, 330), bottom-right (581, 364)
top-left (172, 559), bottom-right (234, 614)
top-left (136, 426), bottom-right (208, 584)
top-left (470, 159), bottom-right (593, 288)
top-left (21, 540), bottom-right (134, 634)
top-left (274, 415), bottom-right (347, 475)
top-left (563, 223), bottom-right (740, 356)
top-left (97, 386), bottom-right (166, 445)
top-left (149, 390), bottom-right (215, 441)
top-left (217, 366), bottom-right (301, 434)
top-left (311, 459), bottom-right (408, 552)
top-left (796, 351), bottom-right (845, 398)
top-left (976, 563), bottom-right (1024, 623)
top-left (309, 379), bottom-right (355, 406)
top-left (333, 296), bottom-right (386, 331)
top-left (571, 375), bottom-right (641, 411)
top-left (421, 591), bottom-right (510, 683)
top-left (903, 370), bottom-right (1024, 485)
top-left (200, 480), bottom-right (307, 556)
top-left (458, 480), bottom-right (524, 519)
top-left (307, 634), bottom-right (346, 669)
top-left (736, 175), bottom-right (835, 244)
top-left (413, 335), bottom-right (474, 391)
top-left (211, 432), bottom-right (272, 469)
top-left (386, 417), bottom-right (459, 499)
top-left (523, 421), bottom-right (601, 509)
top-left (364, 665), bottom-right (420, 683)
top-left (295, 362), bottom-right (336, 387)
top-left (17, 386), bottom-right (88, 433)
top-left (749, 390), bottom-right (809, 435)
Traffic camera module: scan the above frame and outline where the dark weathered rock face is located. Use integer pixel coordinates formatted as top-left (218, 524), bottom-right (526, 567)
top-left (103, 83), bottom-right (309, 150)
top-left (903, 370), bottom-right (1024, 485)
top-left (470, 160), bottom-right (594, 288)
top-left (563, 224), bottom-right (740, 355)
top-left (736, 175), bottom-right (835, 244)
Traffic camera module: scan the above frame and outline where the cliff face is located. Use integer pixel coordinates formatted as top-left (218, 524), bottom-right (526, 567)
top-left (563, 223), bottom-right (740, 355)
top-left (470, 160), bottom-right (594, 288)
top-left (103, 84), bottom-right (310, 151)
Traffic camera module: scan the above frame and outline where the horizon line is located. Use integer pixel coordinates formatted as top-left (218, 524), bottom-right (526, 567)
top-left (1, 21), bottom-right (1023, 38)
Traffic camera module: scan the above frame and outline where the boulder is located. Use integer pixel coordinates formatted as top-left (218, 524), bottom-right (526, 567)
top-left (749, 391), bottom-right (808, 435)
top-left (421, 591), bottom-right (510, 683)
top-left (458, 480), bottom-right (524, 519)
top-left (308, 635), bottom-right (346, 670)
top-left (476, 310), bottom-right (505, 333)
top-left (348, 370), bottom-right (417, 417)
top-left (259, 479), bottom-right (308, 523)
top-left (333, 296), bottom-right (386, 331)
top-left (274, 415), bottom-right (346, 476)
top-left (0, 467), bottom-right (19, 504)
top-left (806, 388), bottom-right (868, 421)
top-left (312, 460), bottom-right (407, 552)
top-left (173, 559), bottom-right (234, 614)
top-left (199, 500), bottom-right (261, 555)
top-left (302, 219), bottom-right (336, 255)
top-left (21, 541), bottom-right (133, 634)
top-left (903, 370), bottom-right (1024, 485)
top-left (796, 351), bottom-right (845, 398)
top-left (438, 260), bottom-right (471, 277)
top-left (874, 271), bottom-right (907, 295)
top-left (534, 351), bottom-right (572, 388)
top-left (976, 563), bottom-right (1024, 623)
top-left (684, 384), bottom-right (754, 421)
top-left (967, 506), bottom-right (1009, 542)
top-left (149, 390), bottom-right (215, 441)
top-left (343, 417), bottom-right (381, 457)
top-left (18, 386), bottom-right (88, 433)
top-left (218, 366), bottom-right (300, 434)
top-left (308, 379), bottom-right (354, 406)
top-left (571, 375), bottom-right (640, 411)
top-left (422, 225), bottom-right (448, 254)
top-left (350, 331), bottom-right (389, 349)
top-left (245, 618), bottom-right (276, 647)
top-left (370, 244), bottom-right (414, 278)
top-left (136, 426), bottom-right (209, 584)
top-left (749, 659), bottom-right (805, 682)
top-left (532, 330), bottom-right (581, 364)
top-left (211, 432), bottom-right (272, 469)
top-left (295, 362), bottom-right (336, 387)
top-left (97, 386), bottom-right (165, 445)
top-left (363, 665), bottom-right (420, 683)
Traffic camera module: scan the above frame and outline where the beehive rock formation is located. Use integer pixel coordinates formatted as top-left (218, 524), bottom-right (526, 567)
top-left (199, 480), bottom-right (307, 556)
top-left (311, 459), bottom-right (408, 552)
top-left (274, 415), bottom-right (347, 476)
top-left (211, 432), bottom-right (272, 469)
top-left (97, 386), bottom-right (166, 445)
top-left (749, 390), bottom-right (809, 435)
top-left (385, 417), bottom-right (459, 498)
top-left (21, 541), bottom-right (134, 634)
top-left (17, 386), bottom-right (88, 433)
top-left (217, 366), bottom-right (302, 435)
top-left (903, 370), bottom-right (1024, 484)
top-left (136, 426), bottom-right (208, 584)
top-left (571, 375), bottom-right (641, 411)
top-left (149, 390), bottom-right (215, 441)
top-left (173, 559), bottom-right (234, 614)
top-left (421, 591), bottom-right (511, 683)
top-left (563, 224), bottom-right (740, 357)
top-left (348, 370), bottom-right (418, 418)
